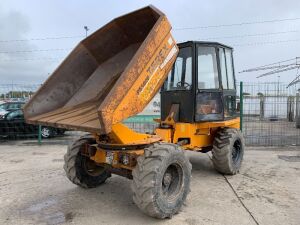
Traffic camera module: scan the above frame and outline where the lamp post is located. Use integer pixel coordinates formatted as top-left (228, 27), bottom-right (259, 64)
top-left (84, 26), bottom-right (89, 37)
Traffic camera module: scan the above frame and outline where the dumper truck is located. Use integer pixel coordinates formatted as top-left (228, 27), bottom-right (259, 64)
top-left (24, 5), bottom-right (244, 219)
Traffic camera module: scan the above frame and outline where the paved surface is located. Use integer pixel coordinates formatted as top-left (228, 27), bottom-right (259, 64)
top-left (0, 143), bottom-right (299, 225)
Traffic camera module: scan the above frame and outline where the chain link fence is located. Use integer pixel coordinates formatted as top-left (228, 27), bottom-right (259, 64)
top-left (237, 82), bottom-right (300, 146)
top-left (1, 82), bottom-right (300, 146)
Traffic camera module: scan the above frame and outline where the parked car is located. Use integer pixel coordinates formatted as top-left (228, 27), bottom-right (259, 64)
top-left (0, 101), bottom-right (25, 112)
top-left (0, 109), bottom-right (8, 117)
top-left (0, 109), bottom-right (66, 139)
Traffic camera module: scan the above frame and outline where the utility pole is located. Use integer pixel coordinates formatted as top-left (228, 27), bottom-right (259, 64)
top-left (84, 26), bottom-right (89, 37)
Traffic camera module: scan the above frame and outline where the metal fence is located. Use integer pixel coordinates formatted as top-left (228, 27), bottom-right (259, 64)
top-left (237, 82), bottom-right (300, 146)
top-left (119, 82), bottom-right (300, 147)
top-left (1, 82), bottom-right (300, 146)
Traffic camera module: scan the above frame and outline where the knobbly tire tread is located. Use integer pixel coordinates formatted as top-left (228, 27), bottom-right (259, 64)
top-left (63, 134), bottom-right (110, 188)
top-left (212, 128), bottom-right (245, 175)
top-left (131, 143), bottom-right (192, 219)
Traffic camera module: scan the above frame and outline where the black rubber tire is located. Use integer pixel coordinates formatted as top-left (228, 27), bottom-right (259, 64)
top-left (63, 135), bottom-right (111, 188)
top-left (132, 143), bottom-right (192, 219)
top-left (212, 128), bottom-right (245, 175)
top-left (56, 129), bottom-right (66, 135)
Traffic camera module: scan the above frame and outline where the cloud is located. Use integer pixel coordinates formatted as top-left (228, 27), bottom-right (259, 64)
top-left (0, 0), bottom-right (299, 85)
top-left (0, 6), bottom-right (56, 84)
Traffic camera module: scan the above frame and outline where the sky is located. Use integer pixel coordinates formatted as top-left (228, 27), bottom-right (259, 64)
top-left (0, 0), bottom-right (300, 86)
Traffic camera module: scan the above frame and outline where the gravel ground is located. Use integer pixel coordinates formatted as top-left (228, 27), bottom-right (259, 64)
top-left (0, 143), bottom-right (299, 225)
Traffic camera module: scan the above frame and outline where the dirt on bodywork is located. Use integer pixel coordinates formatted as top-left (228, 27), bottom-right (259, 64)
top-left (24, 5), bottom-right (178, 134)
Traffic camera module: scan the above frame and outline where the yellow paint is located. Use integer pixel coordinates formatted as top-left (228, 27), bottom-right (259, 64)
top-left (92, 149), bottom-right (106, 163)
top-left (110, 27), bottom-right (179, 129)
top-left (156, 118), bottom-right (240, 150)
top-left (93, 118), bottom-right (240, 170)
top-left (92, 148), bottom-right (144, 170)
top-left (109, 123), bottom-right (161, 144)
top-left (155, 128), bottom-right (172, 143)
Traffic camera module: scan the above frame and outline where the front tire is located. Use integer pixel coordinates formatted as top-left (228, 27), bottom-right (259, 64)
top-left (63, 135), bottom-right (111, 188)
top-left (212, 128), bottom-right (245, 175)
top-left (132, 143), bottom-right (192, 219)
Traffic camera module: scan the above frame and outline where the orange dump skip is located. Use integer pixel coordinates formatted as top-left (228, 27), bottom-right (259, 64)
top-left (24, 5), bottom-right (178, 134)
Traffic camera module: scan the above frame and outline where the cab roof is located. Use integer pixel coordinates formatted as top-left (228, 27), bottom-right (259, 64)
top-left (178, 41), bottom-right (233, 50)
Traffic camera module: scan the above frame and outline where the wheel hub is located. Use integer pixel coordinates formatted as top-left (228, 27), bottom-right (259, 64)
top-left (161, 164), bottom-right (183, 199)
top-left (163, 172), bottom-right (172, 187)
top-left (83, 157), bottom-right (106, 177)
top-left (232, 140), bottom-right (241, 164)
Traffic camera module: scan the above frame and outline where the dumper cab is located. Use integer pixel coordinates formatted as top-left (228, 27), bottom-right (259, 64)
top-left (161, 41), bottom-right (238, 123)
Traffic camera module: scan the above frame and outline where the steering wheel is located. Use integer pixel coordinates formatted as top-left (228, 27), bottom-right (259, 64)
top-left (176, 81), bottom-right (191, 89)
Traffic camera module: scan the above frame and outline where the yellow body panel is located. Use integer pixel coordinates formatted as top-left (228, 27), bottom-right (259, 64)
top-left (155, 128), bottom-right (172, 143)
top-left (92, 148), bottom-right (144, 169)
top-left (91, 118), bottom-right (240, 170)
top-left (109, 123), bottom-right (161, 144)
top-left (155, 118), bottom-right (240, 150)
top-left (91, 123), bottom-right (160, 169)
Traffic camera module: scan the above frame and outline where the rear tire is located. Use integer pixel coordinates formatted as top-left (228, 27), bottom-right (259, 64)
top-left (63, 135), bottom-right (111, 188)
top-left (132, 143), bottom-right (192, 219)
top-left (212, 128), bottom-right (245, 175)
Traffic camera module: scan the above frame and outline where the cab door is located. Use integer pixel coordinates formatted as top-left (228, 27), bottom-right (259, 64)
top-left (161, 44), bottom-right (195, 122)
top-left (195, 45), bottom-right (224, 121)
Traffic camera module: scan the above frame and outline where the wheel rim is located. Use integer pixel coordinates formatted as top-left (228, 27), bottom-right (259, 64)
top-left (41, 128), bottom-right (50, 137)
top-left (162, 163), bottom-right (183, 201)
top-left (82, 156), bottom-right (105, 177)
top-left (232, 139), bottom-right (241, 164)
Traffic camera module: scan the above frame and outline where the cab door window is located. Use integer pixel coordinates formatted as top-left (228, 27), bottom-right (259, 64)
top-left (225, 49), bottom-right (235, 89)
top-left (219, 48), bottom-right (228, 89)
top-left (164, 47), bottom-right (192, 91)
top-left (197, 46), bottom-right (219, 89)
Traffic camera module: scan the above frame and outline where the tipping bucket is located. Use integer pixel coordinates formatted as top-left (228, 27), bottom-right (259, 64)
top-left (24, 5), bottom-right (178, 134)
